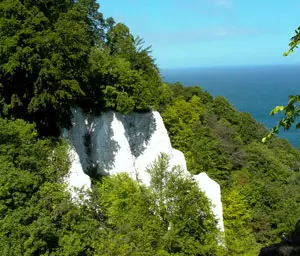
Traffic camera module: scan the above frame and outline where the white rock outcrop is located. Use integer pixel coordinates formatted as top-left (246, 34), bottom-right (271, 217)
top-left (64, 148), bottom-right (91, 200)
top-left (63, 109), bottom-right (187, 186)
top-left (63, 108), bottom-right (224, 232)
top-left (194, 173), bottom-right (224, 232)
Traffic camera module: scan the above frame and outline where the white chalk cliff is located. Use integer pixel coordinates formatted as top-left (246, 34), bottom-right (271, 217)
top-left (63, 108), bottom-right (224, 232)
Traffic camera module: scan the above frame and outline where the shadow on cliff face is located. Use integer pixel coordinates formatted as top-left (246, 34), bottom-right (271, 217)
top-left (87, 112), bottom-right (120, 176)
top-left (123, 112), bottom-right (157, 158)
top-left (259, 220), bottom-right (300, 256)
top-left (69, 110), bottom-right (120, 177)
top-left (69, 109), bottom-right (157, 177)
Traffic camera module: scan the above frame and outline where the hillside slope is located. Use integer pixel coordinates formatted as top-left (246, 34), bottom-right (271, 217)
top-left (161, 82), bottom-right (300, 255)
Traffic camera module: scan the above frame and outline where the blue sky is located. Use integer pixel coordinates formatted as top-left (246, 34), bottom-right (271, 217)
top-left (98, 0), bottom-right (300, 69)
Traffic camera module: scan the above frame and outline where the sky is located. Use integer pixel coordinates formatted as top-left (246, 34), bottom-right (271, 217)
top-left (98, 0), bottom-right (300, 69)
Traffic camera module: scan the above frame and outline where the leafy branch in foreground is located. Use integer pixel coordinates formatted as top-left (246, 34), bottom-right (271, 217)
top-left (262, 97), bottom-right (300, 143)
top-left (283, 26), bottom-right (300, 56)
top-left (262, 27), bottom-right (300, 143)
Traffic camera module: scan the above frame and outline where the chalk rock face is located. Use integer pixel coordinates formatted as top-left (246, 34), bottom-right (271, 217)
top-left (64, 147), bottom-right (91, 200)
top-left (63, 108), bottom-right (187, 186)
top-left (63, 108), bottom-right (224, 232)
top-left (194, 173), bottom-right (224, 232)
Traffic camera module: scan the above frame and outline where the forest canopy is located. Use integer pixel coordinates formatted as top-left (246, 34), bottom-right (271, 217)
top-left (0, 120), bottom-right (222, 255)
top-left (1, 1), bottom-right (300, 256)
top-left (161, 83), bottom-right (300, 255)
top-left (0, 0), bottom-right (162, 136)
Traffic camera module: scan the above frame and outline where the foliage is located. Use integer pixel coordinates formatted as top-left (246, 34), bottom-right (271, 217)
top-left (2, 84), bottom-right (300, 255)
top-left (162, 83), bottom-right (300, 254)
top-left (0, 118), bottom-right (223, 255)
top-left (94, 154), bottom-right (221, 256)
top-left (0, 0), bottom-right (162, 136)
top-left (263, 27), bottom-right (300, 142)
top-left (223, 187), bottom-right (260, 256)
top-left (259, 28), bottom-right (300, 253)
top-left (2, 1), bottom-right (300, 255)
top-left (0, 118), bottom-right (104, 255)
top-left (87, 44), bottom-right (161, 114)
top-left (284, 26), bottom-right (300, 56)
top-left (0, 0), bottom-right (94, 135)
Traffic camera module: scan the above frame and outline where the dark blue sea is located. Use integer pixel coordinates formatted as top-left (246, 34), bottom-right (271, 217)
top-left (161, 65), bottom-right (300, 148)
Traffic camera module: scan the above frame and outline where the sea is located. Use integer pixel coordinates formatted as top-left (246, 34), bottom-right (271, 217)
top-left (161, 65), bottom-right (300, 148)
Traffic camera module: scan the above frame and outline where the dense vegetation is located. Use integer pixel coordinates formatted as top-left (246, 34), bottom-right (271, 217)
top-left (0, 0), bottom-right (162, 136)
top-left (1, 1), bottom-right (300, 255)
top-left (0, 121), bottom-right (221, 255)
top-left (160, 83), bottom-right (300, 255)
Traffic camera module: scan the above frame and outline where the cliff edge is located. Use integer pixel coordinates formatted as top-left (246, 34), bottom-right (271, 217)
top-left (62, 108), bottom-right (224, 232)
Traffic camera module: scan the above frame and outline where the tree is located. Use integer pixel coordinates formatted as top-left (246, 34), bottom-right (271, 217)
top-left (262, 27), bottom-right (300, 142)
top-left (0, 0), bottom-right (163, 137)
top-left (163, 83), bottom-right (300, 252)
top-left (223, 187), bottom-right (260, 256)
top-left (284, 27), bottom-right (300, 56)
top-left (94, 154), bottom-right (221, 255)
top-left (0, 117), bottom-right (107, 255)
top-left (0, 0), bottom-right (105, 136)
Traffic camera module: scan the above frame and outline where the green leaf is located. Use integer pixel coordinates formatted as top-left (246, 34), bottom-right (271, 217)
top-left (270, 106), bottom-right (285, 115)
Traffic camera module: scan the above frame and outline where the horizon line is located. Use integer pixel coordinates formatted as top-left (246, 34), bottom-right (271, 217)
top-left (160, 63), bottom-right (300, 70)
